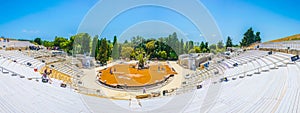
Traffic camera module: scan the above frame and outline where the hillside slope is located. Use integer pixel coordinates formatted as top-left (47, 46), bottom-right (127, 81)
top-left (268, 34), bottom-right (300, 42)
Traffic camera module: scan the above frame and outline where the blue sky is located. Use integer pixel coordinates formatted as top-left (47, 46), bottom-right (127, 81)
top-left (0, 0), bottom-right (299, 44)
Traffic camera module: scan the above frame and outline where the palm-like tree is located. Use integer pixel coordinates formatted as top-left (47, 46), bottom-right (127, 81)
top-left (135, 48), bottom-right (147, 69)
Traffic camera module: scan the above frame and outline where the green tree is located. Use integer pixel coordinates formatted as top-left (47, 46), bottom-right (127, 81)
top-left (200, 41), bottom-right (205, 51)
top-left (135, 47), bottom-right (146, 69)
top-left (188, 49), bottom-right (196, 53)
top-left (91, 35), bottom-right (99, 58)
top-left (112, 43), bottom-right (119, 60)
top-left (240, 27), bottom-right (260, 47)
top-left (124, 40), bottom-right (128, 44)
top-left (194, 46), bottom-right (201, 53)
top-left (81, 33), bottom-right (91, 54)
top-left (131, 36), bottom-right (145, 46)
top-left (204, 42), bottom-right (210, 53)
top-left (180, 39), bottom-right (184, 54)
top-left (171, 32), bottom-right (180, 54)
top-left (33, 38), bottom-right (42, 45)
top-left (43, 41), bottom-right (53, 47)
top-left (255, 32), bottom-right (261, 42)
top-left (118, 44), bottom-right (122, 58)
top-left (145, 40), bottom-right (156, 55)
top-left (97, 38), bottom-right (109, 64)
top-left (188, 41), bottom-right (194, 51)
top-left (53, 36), bottom-right (68, 48)
top-left (184, 42), bottom-right (189, 53)
top-left (217, 41), bottom-right (224, 49)
top-left (113, 36), bottom-right (117, 45)
top-left (202, 48), bottom-right (208, 53)
top-left (118, 32), bottom-right (183, 60)
top-left (59, 40), bottom-right (71, 52)
top-left (158, 51), bottom-right (167, 60)
top-left (95, 38), bottom-right (101, 58)
top-left (240, 38), bottom-right (247, 47)
top-left (67, 35), bottom-right (76, 54)
top-left (226, 36), bottom-right (233, 48)
top-left (130, 51), bottom-right (136, 60)
top-left (112, 36), bottom-right (119, 60)
top-left (121, 46), bottom-right (133, 59)
top-left (107, 40), bottom-right (113, 59)
top-left (72, 33), bottom-right (91, 54)
top-left (169, 51), bottom-right (177, 60)
top-left (209, 44), bottom-right (217, 50)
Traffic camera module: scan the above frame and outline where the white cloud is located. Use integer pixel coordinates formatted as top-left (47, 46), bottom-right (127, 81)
top-left (21, 29), bottom-right (40, 34)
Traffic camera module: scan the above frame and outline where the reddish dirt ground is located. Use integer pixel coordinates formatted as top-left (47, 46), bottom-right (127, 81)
top-left (99, 63), bottom-right (177, 86)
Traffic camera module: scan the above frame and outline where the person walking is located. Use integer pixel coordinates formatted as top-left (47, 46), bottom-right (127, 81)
top-left (143, 87), bottom-right (146, 94)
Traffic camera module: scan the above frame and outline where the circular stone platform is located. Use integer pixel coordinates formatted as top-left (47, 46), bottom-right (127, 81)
top-left (98, 62), bottom-right (177, 88)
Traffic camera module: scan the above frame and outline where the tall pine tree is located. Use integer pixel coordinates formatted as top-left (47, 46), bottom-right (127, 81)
top-left (112, 36), bottom-right (119, 60)
top-left (240, 27), bottom-right (261, 47)
top-left (97, 38), bottom-right (109, 64)
top-left (255, 32), bottom-right (261, 42)
top-left (226, 36), bottom-right (233, 48)
top-left (91, 35), bottom-right (99, 58)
